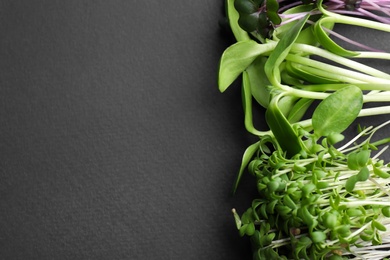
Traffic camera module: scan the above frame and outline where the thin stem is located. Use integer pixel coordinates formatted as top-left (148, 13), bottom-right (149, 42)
top-left (291, 43), bottom-right (390, 79)
top-left (286, 54), bottom-right (390, 83)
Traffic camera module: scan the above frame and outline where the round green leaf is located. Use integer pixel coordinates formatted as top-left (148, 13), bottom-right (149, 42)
top-left (234, 0), bottom-right (257, 14)
top-left (238, 13), bottom-right (259, 32)
top-left (382, 206), bottom-right (390, 217)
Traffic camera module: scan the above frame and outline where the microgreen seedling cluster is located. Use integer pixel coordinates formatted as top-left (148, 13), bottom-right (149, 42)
top-left (219, 0), bottom-right (390, 258)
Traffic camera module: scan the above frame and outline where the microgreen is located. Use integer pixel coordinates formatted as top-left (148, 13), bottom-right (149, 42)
top-left (219, 0), bottom-right (390, 258)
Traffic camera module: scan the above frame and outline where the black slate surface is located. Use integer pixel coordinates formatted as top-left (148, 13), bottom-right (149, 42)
top-left (0, 1), bottom-right (389, 260)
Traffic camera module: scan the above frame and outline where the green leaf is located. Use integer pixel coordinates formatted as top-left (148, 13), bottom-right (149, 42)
top-left (311, 231), bottom-right (326, 243)
top-left (283, 194), bottom-right (297, 210)
top-left (356, 166), bottom-right (370, 182)
top-left (242, 71), bottom-right (269, 136)
top-left (277, 95), bottom-right (299, 117)
top-left (245, 222), bottom-right (256, 236)
top-left (245, 56), bottom-right (271, 108)
top-left (267, 11), bottom-right (281, 25)
top-left (347, 150), bottom-right (370, 170)
top-left (226, 0), bottom-right (250, 41)
top-left (265, 94), bottom-right (303, 158)
top-left (382, 206), bottom-right (390, 217)
top-left (232, 141), bottom-right (260, 193)
top-left (323, 212), bottom-right (338, 229)
top-left (234, 0), bottom-right (257, 14)
top-left (313, 16), bottom-right (358, 57)
top-left (299, 206), bottom-right (317, 230)
top-left (345, 175), bottom-right (358, 192)
top-left (336, 224), bottom-right (351, 237)
top-left (219, 40), bottom-right (275, 92)
top-left (266, 0), bottom-right (279, 13)
top-left (238, 13), bottom-right (260, 32)
top-left (232, 208), bottom-right (242, 229)
top-left (372, 220), bottom-right (387, 231)
top-left (312, 85), bottom-right (363, 137)
top-left (285, 61), bottom-right (340, 84)
top-left (374, 165), bottom-right (390, 178)
top-left (265, 15), bottom-right (310, 87)
top-left (301, 183), bottom-right (316, 197)
top-left (287, 98), bottom-right (313, 124)
top-left (294, 236), bottom-right (312, 259)
top-left (327, 132), bottom-right (345, 145)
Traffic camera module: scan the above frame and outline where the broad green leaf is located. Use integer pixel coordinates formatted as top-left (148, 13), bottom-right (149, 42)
top-left (232, 141), bottom-right (260, 193)
top-left (219, 40), bottom-right (275, 92)
top-left (312, 85), bottom-right (363, 137)
top-left (246, 56), bottom-right (272, 108)
top-left (265, 14), bottom-right (310, 87)
top-left (226, 0), bottom-right (250, 41)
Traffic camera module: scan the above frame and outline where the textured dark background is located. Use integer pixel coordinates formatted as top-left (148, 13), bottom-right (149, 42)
top-left (0, 1), bottom-right (389, 260)
top-left (0, 1), bottom-right (255, 259)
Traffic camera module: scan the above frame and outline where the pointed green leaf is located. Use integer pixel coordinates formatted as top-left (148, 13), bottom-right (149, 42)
top-left (265, 14), bottom-right (310, 87)
top-left (232, 141), bottom-right (260, 193)
top-left (219, 40), bottom-right (275, 92)
top-left (265, 94), bottom-right (303, 157)
top-left (287, 98), bottom-right (313, 123)
top-left (226, 0), bottom-right (250, 41)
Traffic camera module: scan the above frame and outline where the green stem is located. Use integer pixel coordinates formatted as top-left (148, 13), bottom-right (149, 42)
top-left (286, 54), bottom-right (390, 84)
top-left (356, 52), bottom-right (390, 60)
top-left (300, 83), bottom-right (390, 92)
top-left (291, 43), bottom-right (390, 79)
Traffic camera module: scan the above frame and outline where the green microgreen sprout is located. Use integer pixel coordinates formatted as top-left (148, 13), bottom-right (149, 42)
top-left (232, 118), bottom-right (390, 259)
top-left (219, 0), bottom-right (390, 258)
